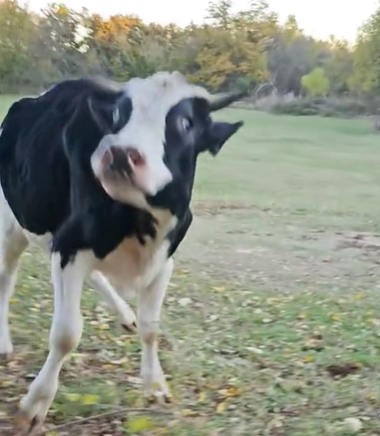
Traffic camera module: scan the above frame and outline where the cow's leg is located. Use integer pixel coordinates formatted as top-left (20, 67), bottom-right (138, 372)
top-left (17, 251), bottom-right (93, 432)
top-left (0, 187), bottom-right (29, 356)
top-left (89, 271), bottom-right (137, 332)
top-left (138, 257), bottom-right (173, 401)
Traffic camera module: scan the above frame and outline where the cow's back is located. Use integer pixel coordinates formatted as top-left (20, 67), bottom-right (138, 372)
top-left (0, 95), bottom-right (71, 235)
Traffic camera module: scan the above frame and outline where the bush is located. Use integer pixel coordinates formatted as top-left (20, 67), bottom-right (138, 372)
top-left (237, 91), bottom-right (380, 118)
top-left (301, 68), bottom-right (330, 97)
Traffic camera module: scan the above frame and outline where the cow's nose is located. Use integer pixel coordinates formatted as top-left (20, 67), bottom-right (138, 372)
top-left (107, 146), bottom-right (145, 175)
top-left (126, 147), bottom-right (145, 168)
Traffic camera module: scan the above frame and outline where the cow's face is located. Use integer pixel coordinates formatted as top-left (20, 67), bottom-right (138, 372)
top-left (90, 72), bottom-right (244, 206)
top-left (164, 96), bottom-right (244, 176)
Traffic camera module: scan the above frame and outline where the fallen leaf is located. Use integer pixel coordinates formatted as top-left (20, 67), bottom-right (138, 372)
top-left (246, 346), bottom-right (264, 355)
top-left (80, 394), bottom-right (100, 405)
top-left (63, 393), bottom-right (81, 402)
top-left (126, 376), bottom-right (142, 385)
top-left (343, 417), bottom-right (362, 433)
top-left (303, 355), bottom-right (315, 363)
top-left (216, 402), bottom-right (226, 414)
top-left (125, 416), bottom-right (153, 433)
top-left (262, 318), bottom-right (273, 324)
top-left (176, 269), bottom-right (190, 277)
top-left (268, 416), bottom-right (284, 429)
top-left (178, 297), bottom-right (192, 307)
top-left (218, 386), bottom-right (241, 397)
top-left (197, 392), bottom-right (206, 403)
top-left (366, 393), bottom-right (377, 402)
top-left (181, 408), bottom-right (198, 417)
top-left (212, 286), bottom-right (226, 292)
top-left (266, 297), bottom-right (281, 304)
top-left (302, 338), bottom-right (324, 351)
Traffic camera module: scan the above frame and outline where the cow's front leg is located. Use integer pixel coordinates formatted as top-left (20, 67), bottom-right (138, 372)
top-left (138, 258), bottom-right (173, 402)
top-left (16, 251), bottom-right (94, 434)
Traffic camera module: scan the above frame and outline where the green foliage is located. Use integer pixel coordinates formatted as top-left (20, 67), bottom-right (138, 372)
top-left (0, 0), bottom-right (377, 105)
top-left (348, 5), bottom-right (380, 93)
top-left (301, 68), bottom-right (330, 97)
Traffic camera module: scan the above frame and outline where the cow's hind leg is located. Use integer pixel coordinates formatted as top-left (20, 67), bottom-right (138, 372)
top-left (89, 272), bottom-right (137, 332)
top-left (0, 188), bottom-right (28, 356)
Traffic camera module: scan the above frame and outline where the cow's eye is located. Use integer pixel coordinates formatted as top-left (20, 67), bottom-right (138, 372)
top-left (181, 117), bottom-right (192, 132)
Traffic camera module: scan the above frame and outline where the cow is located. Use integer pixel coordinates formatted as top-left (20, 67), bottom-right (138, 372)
top-left (0, 71), bottom-right (244, 433)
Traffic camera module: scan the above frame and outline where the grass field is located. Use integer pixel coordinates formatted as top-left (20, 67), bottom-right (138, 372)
top-left (1, 97), bottom-right (380, 435)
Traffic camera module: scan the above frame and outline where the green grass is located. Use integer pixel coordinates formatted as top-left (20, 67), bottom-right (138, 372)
top-left (1, 97), bottom-right (380, 435)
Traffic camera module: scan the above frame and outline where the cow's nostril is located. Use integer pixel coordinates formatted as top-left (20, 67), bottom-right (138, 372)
top-left (126, 147), bottom-right (145, 167)
top-left (108, 146), bottom-right (131, 174)
top-left (101, 148), bottom-right (113, 167)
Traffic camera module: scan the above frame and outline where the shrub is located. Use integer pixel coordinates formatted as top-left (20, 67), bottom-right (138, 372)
top-left (236, 90), bottom-right (380, 118)
top-left (301, 68), bottom-right (330, 97)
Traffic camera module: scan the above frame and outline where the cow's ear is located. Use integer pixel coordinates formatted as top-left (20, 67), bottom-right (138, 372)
top-left (199, 121), bottom-right (243, 156)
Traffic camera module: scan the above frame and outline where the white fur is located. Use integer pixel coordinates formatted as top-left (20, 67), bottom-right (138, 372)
top-left (138, 257), bottom-right (173, 397)
top-left (19, 251), bottom-right (94, 424)
top-left (0, 184), bottom-right (28, 355)
top-left (89, 271), bottom-right (137, 329)
top-left (91, 71), bottom-right (212, 203)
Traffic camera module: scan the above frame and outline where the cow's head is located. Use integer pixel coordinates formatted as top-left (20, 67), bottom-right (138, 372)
top-left (89, 72), bottom-right (244, 206)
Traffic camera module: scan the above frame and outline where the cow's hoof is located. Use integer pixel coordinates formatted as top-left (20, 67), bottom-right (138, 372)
top-left (121, 321), bottom-right (138, 333)
top-left (0, 335), bottom-right (13, 358)
top-left (143, 375), bottom-right (173, 404)
top-left (16, 394), bottom-right (53, 436)
top-left (15, 411), bottom-right (43, 436)
top-left (119, 304), bottom-right (137, 333)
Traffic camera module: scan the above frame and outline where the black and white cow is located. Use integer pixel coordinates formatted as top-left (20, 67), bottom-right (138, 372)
top-left (0, 71), bottom-right (244, 432)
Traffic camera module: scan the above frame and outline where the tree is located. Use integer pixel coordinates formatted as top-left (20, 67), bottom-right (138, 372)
top-left (0, 0), bottom-right (37, 92)
top-left (301, 68), bottom-right (330, 96)
top-left (348, 4), bottom-right (380, 93)
top-left (206, 0), bottom-right (233, 29)
top-left (323, 37), bottom-right (352, 93)
top-left (0, 0), bottom-right (367, 98)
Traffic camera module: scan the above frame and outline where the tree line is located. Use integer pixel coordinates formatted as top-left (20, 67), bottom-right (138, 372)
top-left (0, 0), bottom-right (380, 98)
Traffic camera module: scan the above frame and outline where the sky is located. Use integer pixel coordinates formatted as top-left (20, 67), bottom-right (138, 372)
top-left (26, 0), bottom-right (378, 42)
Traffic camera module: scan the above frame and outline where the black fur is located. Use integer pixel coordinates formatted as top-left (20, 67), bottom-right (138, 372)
top-left (0, 77), bottom-right (243, 268)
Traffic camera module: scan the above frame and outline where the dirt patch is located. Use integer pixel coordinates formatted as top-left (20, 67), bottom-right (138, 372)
top-left (177, 211), bottom-right (380, 292)
top-left (336, 231), bottom-right (380, 252)
top-left (192, 200), bottom-right (264, 216)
